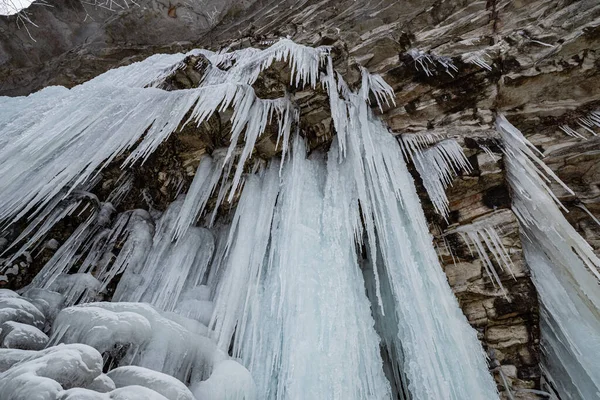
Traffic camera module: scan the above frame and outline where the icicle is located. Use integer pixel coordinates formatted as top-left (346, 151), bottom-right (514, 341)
top-left (398, 131), bottom-right (447, 162)
top-left (479, 143), bottom-right (501, 162)
top-left (106, 173), bottom-right (134, 206)
top-left (558, 109), bottom-right (600, 139)
top-left (359, 66), bottom-right (396, 111)
top-left (447, 213), bottom-right (517, 298)
top-left (23, 202), bottom-right (115, 303)
top-left (413, 138), bottom-right (472, 219)
top-left (407, 48), bottom-right (458, 77)
top-left (576, 203), bottom-right (600, 228)
top-left (171, 155), bottom-right (221, 239)
top-left (3, 190), bottom-right (99, 262)
top-left (498, 114), bottom-right (600, 398)
top-left (462, 50), bottom-right (493, 71)
top-left (202, 38), bottom-right (331, 88)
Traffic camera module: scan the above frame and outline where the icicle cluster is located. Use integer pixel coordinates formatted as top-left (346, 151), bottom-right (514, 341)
top-left (412, 139), bottom-right (472, 218)
top-left (446, 212), bottom-right (516, 297)
top-left (407, 48), bottom-right (458, 77)
top-left (0, 39), bottom-right (502, 400)
top-left (499, 115), bottom-right (600, 399)
top-left (559, 109), bottom-right (600, 139)
top-left (462, 49), bottom-right (493, 71)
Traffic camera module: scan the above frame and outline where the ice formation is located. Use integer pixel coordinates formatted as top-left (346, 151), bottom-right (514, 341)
top-left (499, 115), bottom-right (600, 399)
top-left (559, 109), bottom-right (600, 139)
top-left (407, 49), bottom-right (458, 77)
top-left (0, 39), bottom-right (505, 399)
top-left (445, 212), bottom-right (516, 297)
top-left (412, 138), bottom-right (472, 218)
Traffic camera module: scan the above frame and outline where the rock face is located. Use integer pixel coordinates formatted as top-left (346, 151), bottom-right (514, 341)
top-left (1, 0), bottom-right (599, 398)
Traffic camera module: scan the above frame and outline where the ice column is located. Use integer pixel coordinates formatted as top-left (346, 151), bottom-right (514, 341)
top-left (227, 137), bottom-right (392, 400)
top-left (330, 80), bottom-right (498, 399)
top-left (499, 115), bottom-right (600, 399)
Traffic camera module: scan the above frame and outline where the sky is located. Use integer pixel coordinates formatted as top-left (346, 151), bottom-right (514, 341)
top-left (0, 0), bottom-right (35, 15)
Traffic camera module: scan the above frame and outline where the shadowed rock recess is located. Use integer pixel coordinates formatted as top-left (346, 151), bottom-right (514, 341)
top-left (1, 1), bottom-right (599, 400)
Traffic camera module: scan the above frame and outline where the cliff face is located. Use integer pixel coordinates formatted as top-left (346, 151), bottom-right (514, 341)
top-left (1, 1), bottom-right (599, 398)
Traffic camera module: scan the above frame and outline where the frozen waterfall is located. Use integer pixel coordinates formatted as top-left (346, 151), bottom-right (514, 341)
top-left (0, 39), bottom-right (508, 400)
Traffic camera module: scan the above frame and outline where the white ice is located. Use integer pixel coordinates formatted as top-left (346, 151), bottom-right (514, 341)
top-left (499, 114), bottom-right (600, 399)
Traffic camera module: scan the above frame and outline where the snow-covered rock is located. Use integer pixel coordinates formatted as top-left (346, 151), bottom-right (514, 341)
top-left (0, 321), bottom-right (49, 350)
top-left (0, 343), bottom-right (103, 400)
top-left (0, 292), bottom-right (45, 329)
top-left (107, 366), bottom-right (195, 400)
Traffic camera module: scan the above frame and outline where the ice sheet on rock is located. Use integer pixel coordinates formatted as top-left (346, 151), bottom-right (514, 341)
top-left (51, 305), bottom-right (152, 354)
top-left (107, 366), bottom-right (195, 400)
top-left (232, 137), bottom-right (392, 400)
top-left (0, 321), bottom-right (49, 350)
top-left (0, 343), bottom-right (103, 400)
top-left (499, 114), bottom-right (600, 399)
top-left (96, 209), bottom-right (155, 293)
top-left (84, 51), bottom-right (201, 89)
top-left (174, 299), bottom-right (214, 327)
top-left (413, 138), bottom-right (472, 219)
top-left (0, 348), bottom-right (36, 372)
top-left (191, 360), bottom-right (256, 400)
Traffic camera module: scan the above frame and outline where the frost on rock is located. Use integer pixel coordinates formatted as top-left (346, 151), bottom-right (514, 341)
top-left (499, 114), bottom-right (600, 399)
top-left (412, 139), bottom-right (472, 219)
